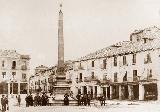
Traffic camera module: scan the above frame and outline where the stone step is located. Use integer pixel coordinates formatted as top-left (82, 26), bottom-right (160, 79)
top-left (56, 81), bottom-right (68, 84)
top-left (50, 100), bottom-right (95, 106)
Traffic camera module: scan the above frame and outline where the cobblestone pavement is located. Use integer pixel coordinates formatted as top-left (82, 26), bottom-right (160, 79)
top-left (8, 101), bottom-right (160, 112)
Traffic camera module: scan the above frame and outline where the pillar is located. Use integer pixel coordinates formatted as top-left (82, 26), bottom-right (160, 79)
top-left (119, 85), bottom-right (122, 100)
top-left (128, 85), bottom-right (133, 100)
top-left (87, 86), bottom-right (89, 94)
top-left (97, 86), bottom-right (101, 97)
top-left (139, 84), bottom-right (144, 100)
top-left (18, 83), bottom-right (20, 94)
top-left (106, 87), bottom-right (108, 100)
top-left (81, 86), bottom-right (83, 94)
top-left (110, 86), bottom-right (113, 100)
top-left (8, 83), bottom-right (10, 95)
top-left (93, 86), bottom-right (95, 98)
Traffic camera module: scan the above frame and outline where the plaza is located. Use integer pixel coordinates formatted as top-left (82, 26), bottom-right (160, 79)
top-left (8, 99), bottom-right (160, 112)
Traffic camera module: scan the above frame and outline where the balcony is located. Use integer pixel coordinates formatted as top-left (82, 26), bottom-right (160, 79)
top-left (144, 58), bottom-right (152, 64)
top-left (133, 77), bottom-right (138, 81)
top-left (84, 77), bottom-right (90, 82)
top-left (84, 76), bottom-right (99, 82)
top-left (100, 78), bottom-right (110, 84)
top-left (12, 66), bottom-right (16, 70)
top-left (21, 78), bottom-right (27, 82)
top-left (21, 65), bottom-right (27, 70)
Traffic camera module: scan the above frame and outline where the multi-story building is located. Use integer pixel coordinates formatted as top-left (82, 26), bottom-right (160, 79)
top-left (0, 50), bottom-right (30, 95)
top-left (67, 26), bottom-right (160, 101)
top-left (29, 61), bottom-right (73, 94)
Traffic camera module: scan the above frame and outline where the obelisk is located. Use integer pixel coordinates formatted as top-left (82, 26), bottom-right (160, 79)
top-left (53, 4), bottom-right (70, 101)
top-left (58, 4), bottom-right (64, 70)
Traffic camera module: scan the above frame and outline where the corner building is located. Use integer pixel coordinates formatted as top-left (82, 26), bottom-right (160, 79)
top-left (67, 26), bottom-right (160, 101)
top-left (0, 50), bottom-right (30, 95)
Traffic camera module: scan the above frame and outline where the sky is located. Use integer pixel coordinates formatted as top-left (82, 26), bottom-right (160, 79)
top-left (0, 0), bottom-right (160, 70)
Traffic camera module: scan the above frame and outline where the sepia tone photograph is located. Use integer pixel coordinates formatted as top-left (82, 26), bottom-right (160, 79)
top-left (0, 0), bottom-right (160, 111)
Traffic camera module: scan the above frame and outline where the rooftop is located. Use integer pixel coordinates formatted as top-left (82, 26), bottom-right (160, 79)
top-left (76, 26), bottom-right (160, 62)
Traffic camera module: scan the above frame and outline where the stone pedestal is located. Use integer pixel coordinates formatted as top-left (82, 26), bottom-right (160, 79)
top-left (53, 72), bottom-right (71, 100)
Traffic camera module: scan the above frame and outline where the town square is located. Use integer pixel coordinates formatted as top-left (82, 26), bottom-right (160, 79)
top-left (0, 0), bottom-right (160, 112)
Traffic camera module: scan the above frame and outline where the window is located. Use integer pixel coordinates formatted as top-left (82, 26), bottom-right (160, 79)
top-left (144, 38), bottom-right (147, 43)
top-left (2, 60), bottom-right (5, 67)
top-left (79, 62), bottom-right (82, 67)
top-left (123, 72), bottom-right (127, 81)
top-left (114, 56), bottom-right (117, 66)
top-left (2, 72), bottom-right (6, 78)
top-left (91, 72), bottom-right (94, 79)
top-left (133, 70), bottom-right (137, 81)
top-left (114, 73), bottom-right (118, 82)
top-left (132, 54), bottom-right (136, 64)
top-left (123, 56), bottom-right (127, 65)
top-left (144, 53), bottom-right (152, 64)
top-left (12, 61), bottom-right (16, 69)
top-left (12, 72), bottom-right (16, 78)
top-left (22, 74), bottom-right (26, 79)
top-left (147, 69), bottom-right (152, 79)
top-left (92, 61), bottom-right (94, 67)
top-left (103, 59), bottom-right (107, 69)
top-left (79, 73), bottom-right (82, 82)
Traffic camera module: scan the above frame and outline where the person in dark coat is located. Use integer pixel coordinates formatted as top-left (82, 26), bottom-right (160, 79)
top-left (1, 95), bottom-right (6, 112)
top-left (41, 93), bottom-right (48, 106)
top-left (99, 94), bottom-right (106, 106)
top-left (83, 94), bottom-right (87, 106)
top-left (87, 92), bottom-right (91, 106)
top-left (28, 94), bottom-right (33, 106)
top-left (25, 94), bottom-right (29, 107)
top-left (34, 93), bottom-right (38, 106)
top-left (17, 95), bottom-right (21, 107)
top-left (76, 93), bottom-right (81, 106)
top-left (5, 95), bottom-right (9, 111)
top-left (37, 94), bottom-right (42, 106)
top-left (64, 93), bottom-right (69, 106)
top-left (80, 94), bottom-right (84, 105)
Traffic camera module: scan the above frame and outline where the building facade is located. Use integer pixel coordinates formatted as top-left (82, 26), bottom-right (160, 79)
top-left (30, 26), bottom-right (160, 101)
top-left (29, 65), bottom-right (57, 93)
top-left (0, 50), bottom-right (30, 95)
top-left (67, 26), bottom-right (160, 101)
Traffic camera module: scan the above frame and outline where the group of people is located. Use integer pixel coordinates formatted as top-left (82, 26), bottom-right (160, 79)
top-left (1, 95), bottom-right (8, 112)
top-left (76, 92), bottom-right (106, 106)
top-left (25, 92), bottom-right (53, 107)
top-left (76, 93), bottom-right (91, 106)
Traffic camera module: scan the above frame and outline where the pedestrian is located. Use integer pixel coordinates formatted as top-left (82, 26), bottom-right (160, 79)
top-left (80, 94), bottom-right (84, 105)
top-left (99, 94), bottom-right (105, 106)
top-left (25, 94), bottom-right (29, 107)
top-left (17, 95), bottom-right (21, 107)
top-left (41, 93), bottom-right (47, 106)
top-left (37, 94), bottom-right (42, 106)
top-left (48, 93), bottom-right (54, 106)
top-left (1, 95), bottom-right (7, 112)
top-left (76, 93), bottom-right (81, 106)
top-left (5, 95), bottom-right (9, 111)
top-left (34, 93), bottom-right (38, 106)
top-left (28, 94), bottom-right (33, 106)
top-left (87, 92), bottom-right (91, 106)
top-left (83, 94), bottom-right (87, 106)
top-left (64, 93), bottom-right (69, 106)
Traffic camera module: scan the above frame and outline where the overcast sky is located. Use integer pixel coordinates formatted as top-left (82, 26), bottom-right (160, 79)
top-left (0, 0), bottom-right (160, 70)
